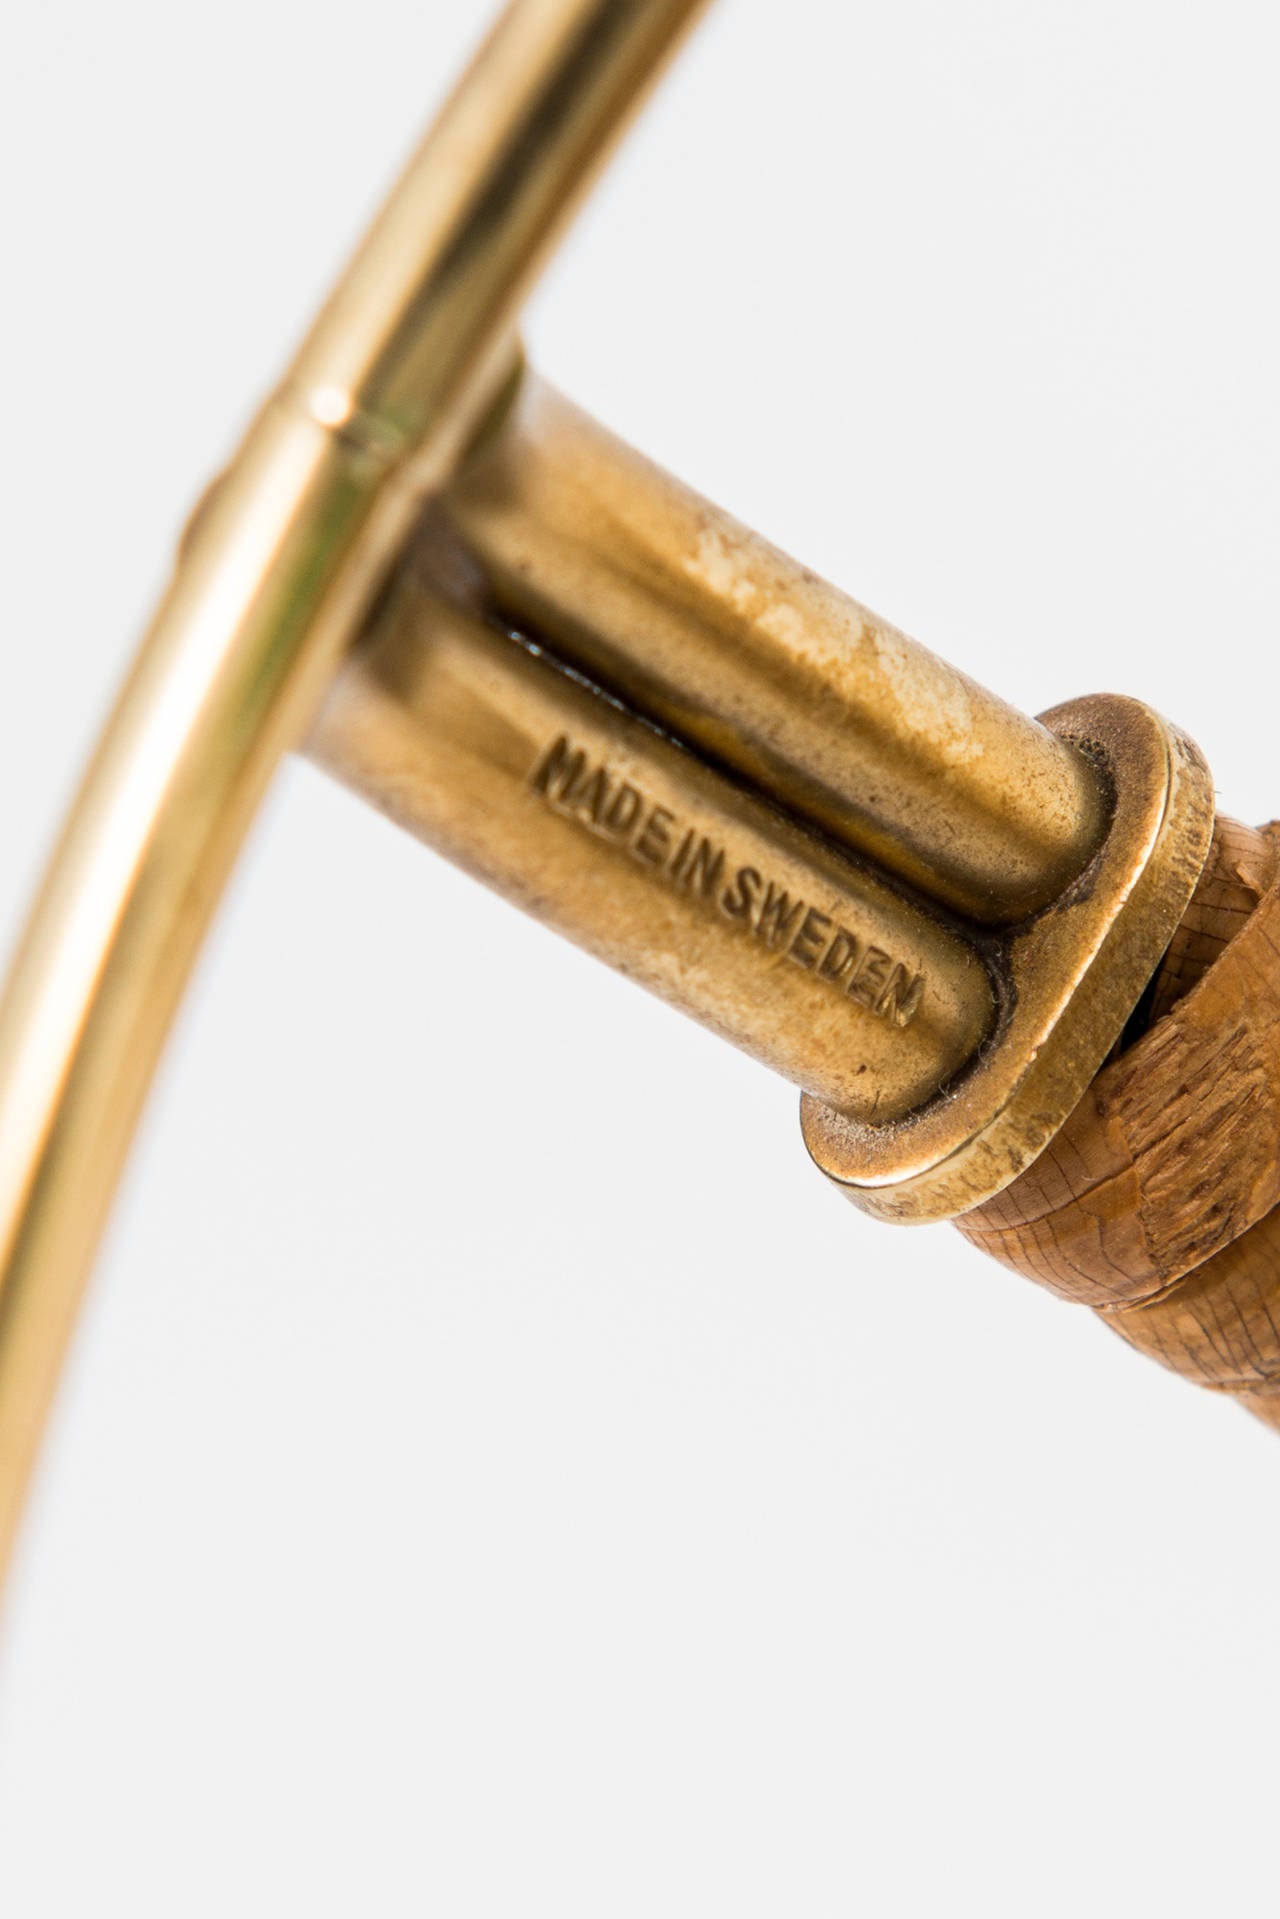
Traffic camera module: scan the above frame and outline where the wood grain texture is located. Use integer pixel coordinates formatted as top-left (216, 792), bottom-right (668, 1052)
top-left (958, 819), bottom-right (1280, 1422)
top-left (1145, 816), bottom-right (1277, 1025)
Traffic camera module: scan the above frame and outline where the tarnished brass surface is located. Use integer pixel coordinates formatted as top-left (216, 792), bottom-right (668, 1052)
top-left (442, 373), bottom-right (1108, 926)
top-left (309, 454), bottom-right (1214, 1215)
top-left (309, 560), bottom-right (996, 1124)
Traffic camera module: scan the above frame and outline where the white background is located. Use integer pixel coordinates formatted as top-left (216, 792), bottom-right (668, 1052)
top-left (2, 4), bottom-right (1279, 1913)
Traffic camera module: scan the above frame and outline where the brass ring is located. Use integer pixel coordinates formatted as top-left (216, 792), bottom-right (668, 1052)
top-left (0, 0), bottom-right (708, 1593)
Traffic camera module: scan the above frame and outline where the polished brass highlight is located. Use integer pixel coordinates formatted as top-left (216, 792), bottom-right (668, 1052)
top-left (441, 374), bottom-right (1109, 925)
top-left (310, 564), bottom-right (996, 1123)
top-left (0, 0), bottom-right (711, 1592)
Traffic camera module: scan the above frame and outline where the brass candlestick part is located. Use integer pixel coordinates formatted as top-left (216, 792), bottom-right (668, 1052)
top-left (0, 0), bottom-right (1221, 1598)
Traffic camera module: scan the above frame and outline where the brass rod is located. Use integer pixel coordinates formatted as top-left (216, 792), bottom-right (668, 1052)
top-left (307, 563), bottom-right (996, 1122)
top-left (440, 374), bottom-right (1108, 925)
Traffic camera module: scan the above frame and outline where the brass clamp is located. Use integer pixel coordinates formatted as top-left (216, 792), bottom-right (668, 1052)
top-left (312, 370), bottom-right (1214, 1222)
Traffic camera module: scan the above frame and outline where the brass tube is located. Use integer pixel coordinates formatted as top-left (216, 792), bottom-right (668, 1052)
top-left (307, 559), bottom-right (996, 1123)
top-left (439, 374), bottom-right (1107, 926)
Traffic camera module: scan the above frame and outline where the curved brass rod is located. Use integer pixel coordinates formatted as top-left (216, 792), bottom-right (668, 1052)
top-left (0, 0), bottom-right (707, 1591)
